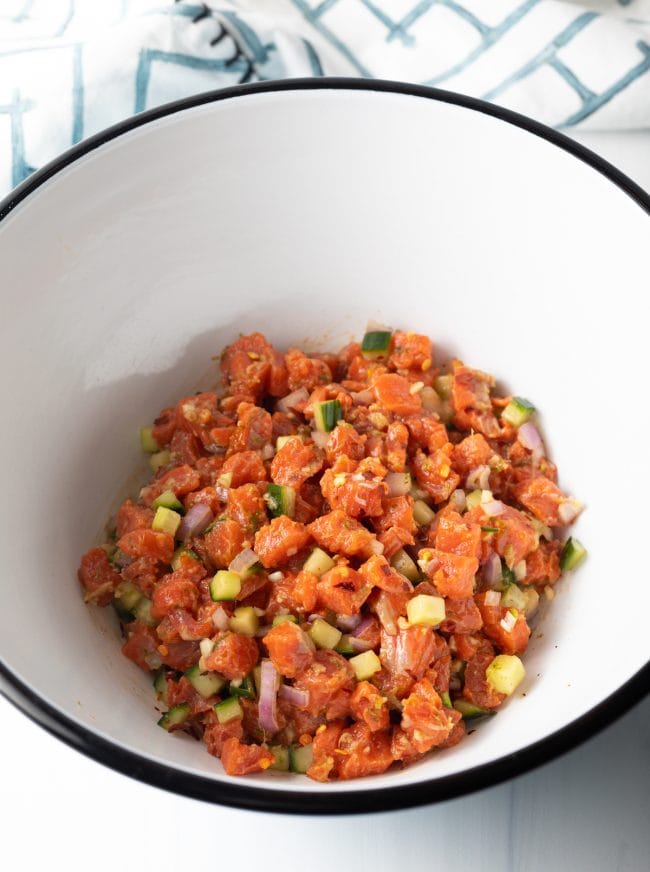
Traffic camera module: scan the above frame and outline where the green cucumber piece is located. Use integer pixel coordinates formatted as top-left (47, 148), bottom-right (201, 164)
top-left (185, 664), bottom-right (225, 699)
top-left (133, 597), bottom-right (156, 626)
top-left (308, 618), bottom-right (342, 650)
top-left (149, 449), bottom-right (171, 472)
top-left (560, 537), bottom-right (587, 572)
top-left (153, 669), bottom-right (169, 705)
top-left (210, 570), bottom-right (242, 602)
top-left (334, 634), bottom-right (355, 656)
top-left (361, 330), bottom-right (392, 359)
top-left (272, 614), bottom-right (298, 627)
top-left (265, 483), bottom-right (296, 519)
top-left (501, 397), bottom-right (535, 428)
top-left (114, 581), bottom-right (142, 612)
top-left (303, 547), bottom-right (335, 577)
top-left (501, 584), bottom-right (527, 611)
top-left (486, 654), bottom-right (526, 695)
top-left (152, 490), bottom-right (184, 512)
top-left (440, 691), bottom-right (452, 709)
top-left (390, 548), bottom-right (420, 582)
top-left (228, 606), bottom-right (259, 637)
top-left (270, 745), bottom-right (290, 771)
top-left (412, 499), bottom-right (436, 526)
top-left (213, 697), bottom-right (244, 724)
top-left (158, 702), bottom-right (190, 731)
top-left (289, 743), bottom-right (313, 774)
top-left (151, 506), bottom-right (182, 537)
top-left (453, 699), bottom-right (495, 720)
top-left (313, 400), bottom-right (342, 433)
top-left (140, 426), bottom-right (159, 453)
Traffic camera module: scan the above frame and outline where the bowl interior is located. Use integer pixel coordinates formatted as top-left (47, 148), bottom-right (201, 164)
top-left (1, 85), bottom-right (648, 799)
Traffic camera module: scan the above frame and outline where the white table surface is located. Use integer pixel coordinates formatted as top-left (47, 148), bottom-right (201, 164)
top-left (1, 128), bottom-right (648, 872)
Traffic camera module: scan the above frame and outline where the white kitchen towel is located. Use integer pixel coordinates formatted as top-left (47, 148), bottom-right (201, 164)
top-left (2, 0), bottom-right (650, 197)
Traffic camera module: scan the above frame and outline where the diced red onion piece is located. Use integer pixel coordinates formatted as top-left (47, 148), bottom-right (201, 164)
top-left (500, 611), bottom-right (517, 632)
top-left (336, 613), bottom-right (362, 633)
top-left (353, 615), bottom-right (376, 638)
top-left (374, 591), bottom-right (398, 636)
top-left (448, 489), bottom-right (466, 513)
top-left (178, 503), bottom-right (213, 543)
top-left (276, 387), bottom-right (309, 414)
top-left (199, 637), bottom-right (215, 657)
top-left (369, 539), bottom-right (385, 556)
top-left (268, 571), bottom-right (284, 583)
top-left (348, 636), bottom-right (374, 653)
top-left (482, 500), bottom-right (505, 518)
top-left (466, 465), bottom-right (491, 490)
top-left (215, 485), bottom-right (230, 502)
top-left (228, 548), bottom-right (259, 575)
top-left (385, 472), bottom-right (411, 497)
top-left (485, 589), bottom-right (501, 607)
top-left (518, 422), bottom-right (544, 462)
top-left (261, 443), bottom-right (275, 460)
top-left (311, 430), bottom-right (330, 449)
top-left (482, 552), bottom-right (502, 589)
top-left (211, 606), bottom-right (230, 631)
top-left (278, 684), bottom-right (310, 708)
top-left (258, 660), bottom-right (280, 733)
top-left (558, 499), bottom-right (582, 524)
top-left (351, 389), bottom-right (374, 406)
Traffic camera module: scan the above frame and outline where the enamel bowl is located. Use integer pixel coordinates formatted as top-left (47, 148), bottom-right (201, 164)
top-left (1, 80), bottom-right (648, 814)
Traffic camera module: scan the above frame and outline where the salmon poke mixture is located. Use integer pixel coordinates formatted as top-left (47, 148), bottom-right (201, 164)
top-left (78, 326), bottom-right (587, 781)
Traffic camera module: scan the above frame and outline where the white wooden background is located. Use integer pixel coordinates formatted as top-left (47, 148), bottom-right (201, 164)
top-left (1, 130), bottom-right (648, 872)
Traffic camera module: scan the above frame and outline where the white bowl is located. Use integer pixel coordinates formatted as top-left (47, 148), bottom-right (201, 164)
top-left (1, 80), bottom-right (648, 814)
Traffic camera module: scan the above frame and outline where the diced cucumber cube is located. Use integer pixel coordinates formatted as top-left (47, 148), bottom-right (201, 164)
top-left (152, 506), bottom-right (181, 537)
top-left (153, 490), bottom-right (184, 512)
top-left (501, 584), bottom-right (527, 611)
top-left (303, 547), bottom-right (335, 577)
top-left (214, 697), bottom-right (243, 724)
top-left (133, 597), bottom-right (156, 626)
top-left (115, 581), bottom-right (142, 612)
top-left (149, 449), bottom-right (171, 472)
top-left (406, 594), bottom-right (446, 627)
top-left (486, 654), bottom-right (526, 696)
top-left (334, 634), bottom-right (355, 655)
top-left (434, 374), bottom-right (452, 400)
top-left (361, 330), bottom-right (392, 360)
top-left (308, 618), bottom-right (342, 650)
top-left (185, 664), bottom-right (225, 699)
top-left (217, 472), bottom-right (233, 488)
top-left (522, 587), bottom-right (540, 618)
top-left (229, 606), bottom-right (259, 637)
top-left (153, 668), bottom-right (169, 705)
top-left (390, 548), bottom-right (420, 582)
top-left (272, 614), bottom-right (298, 627)
top-left (501, 397), bottom-right (535, 428)
top-left (210, 570), bottom-right (242, 602)
top-left (270, 745), bottom-right (290, 771)
top-left (412, 499), bottom-right (436, 526)
top-left (465, 489), bottom-right (483, 510)
top-left (158, 702), bottom-right (190, 731)
top-left (349, 650), bottom-right (382, 681)
top-left (560, 537), bottom-right (587, 572)
top-left (140, 426), bottom-right (159, 453)
top-left (289, 743), bottom-right (313, 774)
top-left (453, 699), bottom-right (495, 720)
top-left (313, 400), bottom-right (342, 433)
top-left (265, 483), bottom-right (296, 519)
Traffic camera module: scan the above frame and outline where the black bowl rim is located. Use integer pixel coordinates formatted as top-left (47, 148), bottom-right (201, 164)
top-left (1, 78), bottom-right (649, 815)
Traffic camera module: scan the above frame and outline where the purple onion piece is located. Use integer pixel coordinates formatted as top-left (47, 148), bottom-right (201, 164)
top-left (278, 683), bottom-right (309, 709)
top-left (276, 387), bottom-right (309, 414)
top-left (348, 636), bottom-right (374, 653)
top-left (482, 500), bottom-right (505, 518)
top-left (258, 659), bottom-right (280, 734)
top-left (211, 606), bottom-right (230, 631)
top-left (228, 548), bottom-right (259, 575)
top-left (385, 472), bottom-right (411, 497)
top-left (518, 422), bottom-right (544, 462)
top-left (178, 503), bottom-right (213, 543)
top-left (335, 613), bottom-right (362, 633)
top-left (481, 552), bottom-right (503, 590)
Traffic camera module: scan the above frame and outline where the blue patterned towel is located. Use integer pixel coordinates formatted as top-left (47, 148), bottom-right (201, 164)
top-left (2, 0), bottom-right (650, 196)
